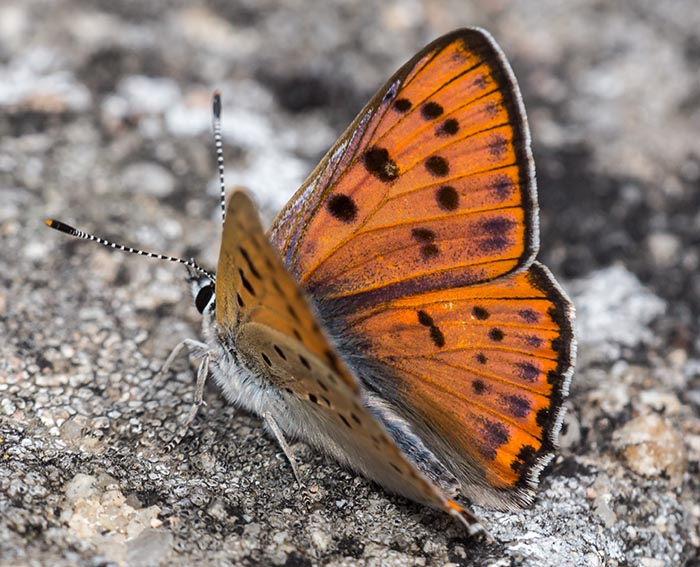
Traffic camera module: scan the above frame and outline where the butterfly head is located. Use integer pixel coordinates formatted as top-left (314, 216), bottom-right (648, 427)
top-left (188, 266), bottom-right (216, 316)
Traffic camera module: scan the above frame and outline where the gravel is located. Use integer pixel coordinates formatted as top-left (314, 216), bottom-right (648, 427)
top-left (1, 1), bottom-right (699, 565)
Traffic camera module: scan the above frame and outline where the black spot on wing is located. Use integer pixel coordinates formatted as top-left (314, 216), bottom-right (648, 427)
top-left (425, 155), bottom-right (449, 177)
top-left (421, 101), bottom-right (444, 119)
top-left (416, 310), bottom-right (445, 348)
top-left (525, 334), bottom-right (544, 348)
top-left (488, 133), bottom-right (509, 159)
top-left (420, 244), bottom-right (439, 259)
top-left (519, 308), bottom-right (539, 323)
top-left (286, 303), bottom-right (301, 323)
top-left (479, 216), bottom-right (514, 252)
top-left (436, 186), bottom-right (459, 211)
top-left (271, 279), bottom-right (284, 296)
top-left (517, 444), bottom-right (537, 463)
top-left (411, 228), bottom-right (436, 243)
top-left (390, 462), bottom-right (403, 475)
top-left (239, 247), bottom-right (261, 279)
top-left (489, 328), bottom-right (504, 342)
top-left (327, 194), bottom-right (358, 222)
top-left (238, 268), bottom-right (256, 296)
top-left (502, 394), bottom-right (531, 418)
top-left (491, 174), bottom-right (514, 201)
top-left (324, 349), bottom-right (342, 375)
top-left (429, 326), bottom-right (445, 348)
top-left (482, 216), bottom-right (513, 235)
top-left (472, 306), bottom-right (490, 320)
top-left (393, 98), bottom-right (412, 112)
top-left (437, 118), bottom-right (459, 137)
top-left (411, 228), bottom-right (440, 260)
top-left (516, 361), bottom-right (540, 382)
top-left (473, 74), bottom-right (489, 89)
top-left (484, 101), bottom-right (501, 117)
top-left (417, 310), bottom-right (434, 326)
top-left (364, 146), bottom-right (399, 182)
top-left (476, 417), bottom-right (510, 461)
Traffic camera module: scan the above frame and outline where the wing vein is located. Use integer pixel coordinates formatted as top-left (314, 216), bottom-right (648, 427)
top-left (302, 204), bottom-right (523, 285)
top-left (391, 353), bottom-right (556, 392)
top-left (383, 360), bottom-right (544, 443)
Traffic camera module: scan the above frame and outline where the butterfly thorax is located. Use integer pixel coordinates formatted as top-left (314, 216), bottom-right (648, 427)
top-left (187, 271), bottom-right (287, 421)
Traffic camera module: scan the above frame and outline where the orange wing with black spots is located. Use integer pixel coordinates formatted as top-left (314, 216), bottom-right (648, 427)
top-left (216, 191), bottom-right (486, 534)
top-left (270, 28), bottom-right (537, 307)
top-left (268, 28), bottom-right (574, 509)
top-left (340, 263), bottom-right (574, 507)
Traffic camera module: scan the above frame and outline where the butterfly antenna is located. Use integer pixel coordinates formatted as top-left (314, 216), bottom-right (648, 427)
top-left (44, 219), bottom-right (216, 282)
top-left (212, 89), bottom-right (226, 225)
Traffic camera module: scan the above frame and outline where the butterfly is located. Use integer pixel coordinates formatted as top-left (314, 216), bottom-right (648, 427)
top-left (46, 27), bottom-right (575, 538)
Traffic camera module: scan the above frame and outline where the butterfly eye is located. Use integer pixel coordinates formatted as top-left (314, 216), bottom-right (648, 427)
top-left (195, 284), bottom-right (215, 314)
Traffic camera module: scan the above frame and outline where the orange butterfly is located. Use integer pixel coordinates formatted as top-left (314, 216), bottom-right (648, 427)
top-left (47, 28), bottom-right (575, 538)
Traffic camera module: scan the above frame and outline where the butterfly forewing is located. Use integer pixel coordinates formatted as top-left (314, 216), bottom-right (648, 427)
top-left (217, 191), bottom-right (482, 531)
top-left (267, 28), bottom-right (575, 510)
top-left (270, 28), bottom-right (536, 308)
top-left (216, 191), bottom-right (355, 393)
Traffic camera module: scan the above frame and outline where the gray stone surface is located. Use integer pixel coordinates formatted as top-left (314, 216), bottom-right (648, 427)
top-left (1, 1), bottom-right (699, 565)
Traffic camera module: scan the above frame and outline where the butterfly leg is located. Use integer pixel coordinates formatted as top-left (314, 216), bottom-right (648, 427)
top-left (158, 338), bottom-right (210, 377)
top-left (166, 353), bottom-right (211, 450)
top-left (263, 412), bottom-right (304, 488)
top-left (157, 339), bottom-right (212, 443)
top-left (183, 352), bottom-right (210, 428)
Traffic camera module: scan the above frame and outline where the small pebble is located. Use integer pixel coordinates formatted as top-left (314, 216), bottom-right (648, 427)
top-left (613, 413), bottom-right (687, 488)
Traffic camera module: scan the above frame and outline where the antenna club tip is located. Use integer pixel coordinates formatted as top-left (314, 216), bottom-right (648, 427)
top-left (45, 219), bottom-right (76, 235)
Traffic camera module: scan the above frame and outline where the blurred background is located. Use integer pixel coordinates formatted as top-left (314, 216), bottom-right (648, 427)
top-left (2, 0), bottom-right (699, 331)
top-left (1, 1), bottom-right (699, 566)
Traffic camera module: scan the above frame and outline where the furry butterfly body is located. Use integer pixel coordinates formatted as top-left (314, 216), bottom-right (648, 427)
top-left (47, 27), bottom-right (575, 536)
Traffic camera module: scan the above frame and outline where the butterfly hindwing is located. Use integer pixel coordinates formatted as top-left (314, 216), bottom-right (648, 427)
top-left (217, 191), bottom-right (484, 533)
top-left (270, 28), bottom-right (537, 309)
top-left (338, 262), bottom-right (575, 508)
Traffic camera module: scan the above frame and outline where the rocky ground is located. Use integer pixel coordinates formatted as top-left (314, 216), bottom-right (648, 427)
top-left (1, 1), bottom-right (699, 565)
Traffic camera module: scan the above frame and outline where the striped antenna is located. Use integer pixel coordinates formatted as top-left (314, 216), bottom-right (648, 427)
top-left (45, 219), bottom-right (216, 282)
top-left (212, 89), bottom-right (226, 224)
